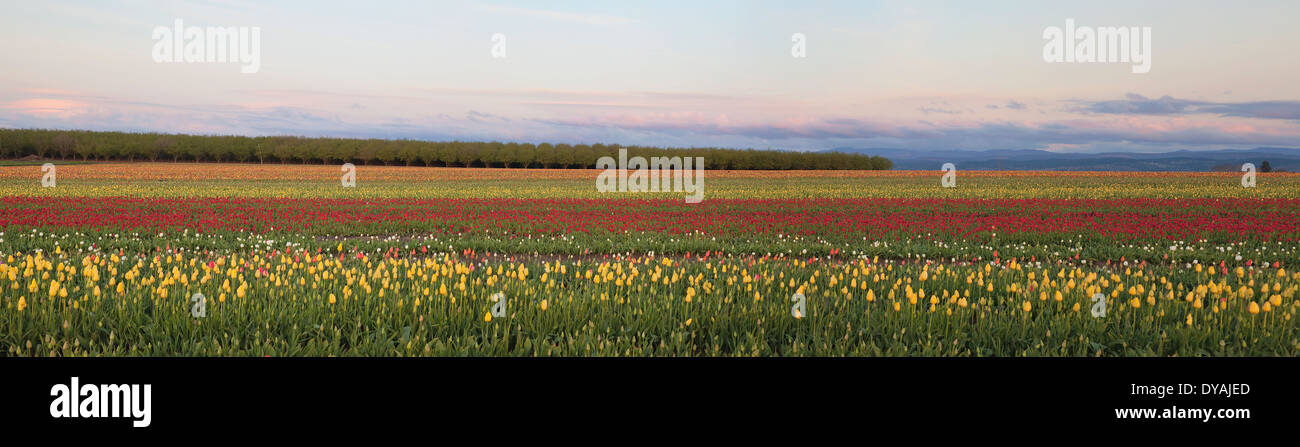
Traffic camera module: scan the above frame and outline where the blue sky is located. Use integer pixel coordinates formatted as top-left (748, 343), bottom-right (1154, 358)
top-left (1, 0), bottom-right (1298, 153)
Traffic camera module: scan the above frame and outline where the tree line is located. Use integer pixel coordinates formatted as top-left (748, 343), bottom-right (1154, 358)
top-left (1211, 161), bottom-right (1286, 173)
top-left (0, 128), bottom-right (891, 170)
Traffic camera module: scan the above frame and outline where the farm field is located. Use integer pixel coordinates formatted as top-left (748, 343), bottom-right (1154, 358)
top-left (0, 163), bottom-right (1297, 356)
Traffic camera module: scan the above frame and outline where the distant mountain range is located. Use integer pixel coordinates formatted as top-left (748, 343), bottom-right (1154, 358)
top-left (829, 147), bottom-right (1300, 171)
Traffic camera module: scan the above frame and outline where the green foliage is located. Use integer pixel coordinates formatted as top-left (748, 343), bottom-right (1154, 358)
top-left (2, 245), bottom-right (1293, 356)
top-left (0, 129), bottom-right (891, 170)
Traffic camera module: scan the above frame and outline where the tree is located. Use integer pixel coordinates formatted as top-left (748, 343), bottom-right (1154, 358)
top-left (356, 140), bottom-right (379, 165)
top-left (230, 136), bottom-right (255, 162)
top-left (273, 137), bottom-right (298, 163)
top-left (1261, 161), bottom-right (1273, 173)
top-left (254, 139), bottom-right (275, 163)
top-left (433, 142), bottom-right (454, 166)
top-left (536, 143), bottom-right (557, 168)
top-left (485, 142), bottom-right (508, 167)
top-left (0, 128), bottom-right (893, 170)
top-left (515, 143), bottom-right (537, 168)
top-left (374, 141), bottom-right (399, 165)
top-left (150, 136), bottom-right (174, 162)
top-left (52, 133), bottom-right (76, 159)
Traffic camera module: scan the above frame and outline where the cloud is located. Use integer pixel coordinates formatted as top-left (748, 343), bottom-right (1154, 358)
top-left (2, 98), bottom-right (91, 118)
top-left (533, 113), bottom-right (903, 140)
top-left (526, 112), bottom-right (1300, 151)
top-left (476, 4), bottom-right (633, 26)
top-left (1076, 94), bottom-right (1203, 115)
top-left (409, 87), bottom-right (739, 104)
top-left (466, 110), bottom-right (510, 123)
top-left (918, 106), bottom-right (962, 115)
top-left (1199, 101), bottom-right (1300, 121)
top-left (1074, 94), bottom-right (1300, 120)
top-left (5, 87), bottom-right (1300, 153)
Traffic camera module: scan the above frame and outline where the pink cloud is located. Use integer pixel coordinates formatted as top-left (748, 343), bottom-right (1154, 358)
top-left (3, 98), bottom-right (90, 118)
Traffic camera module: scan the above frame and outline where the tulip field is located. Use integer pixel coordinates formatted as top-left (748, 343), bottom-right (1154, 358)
top-left (1, 163), bottom-right (1297, 356)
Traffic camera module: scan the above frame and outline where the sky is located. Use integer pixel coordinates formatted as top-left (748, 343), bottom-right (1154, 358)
top-left (1, 0), bottom-right (1298, 153)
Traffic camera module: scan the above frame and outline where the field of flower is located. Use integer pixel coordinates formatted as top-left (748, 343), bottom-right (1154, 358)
top-left (0, 163), bottom-right (1296, 356)
top-left (3, 162), bottom-right (1300, 199)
